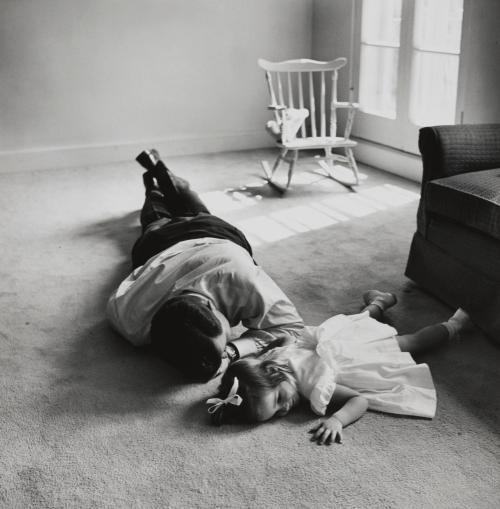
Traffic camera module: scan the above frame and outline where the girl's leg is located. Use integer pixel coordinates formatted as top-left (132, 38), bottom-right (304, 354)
top-left (361, 290), bottom-right (397, 320)
top-left (397, 308), bottom-right (472, 354)
top-left (396, 324), bottom-right (449, 354)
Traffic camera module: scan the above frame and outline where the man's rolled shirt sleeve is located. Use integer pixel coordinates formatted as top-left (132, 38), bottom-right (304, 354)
top-left (230, 269), bottom-right (304, 356)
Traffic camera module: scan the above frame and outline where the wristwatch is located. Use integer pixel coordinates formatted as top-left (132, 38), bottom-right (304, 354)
top-left (225, 343), bottom-right (240, 363)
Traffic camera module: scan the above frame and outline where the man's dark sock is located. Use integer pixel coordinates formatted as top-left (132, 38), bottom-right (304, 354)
top-left (142, 172), bottom-right (158, 193)
top-left (151, 161), bottom-right (184, 207)
top-left (155, 160), bottom-right (190, 190)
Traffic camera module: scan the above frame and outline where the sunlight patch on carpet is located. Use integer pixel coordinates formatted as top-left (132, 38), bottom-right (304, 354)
top-left (199, 188), bottom-right (262, 212)
top-left (229, 184), bottom-right (420, 245)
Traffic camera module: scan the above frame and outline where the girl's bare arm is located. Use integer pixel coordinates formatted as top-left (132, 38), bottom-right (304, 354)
top-left (309, 384), bottom-right (368, 445)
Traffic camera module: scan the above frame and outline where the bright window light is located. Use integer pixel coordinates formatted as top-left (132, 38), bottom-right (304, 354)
top-left (320, 195), bottom-right (374, 218)
top-left (311, 202), bottom-right (349, 222)
top-left (235, 217), bottom-right (295, 242)
top-left (409, 0), bottom-right (464, 125)
top-left (270, 209), bottom-right (311, 233)
top-left (271, 206), bottom-right (337, 231)
top-left (225, 184), bottom-right (420, 247)
top-left (354, 193), bottom-right (388, 211)
top-left (200, 190), bottom-right (260, 214)
top-left (359, 0), bottom-right (402, 118)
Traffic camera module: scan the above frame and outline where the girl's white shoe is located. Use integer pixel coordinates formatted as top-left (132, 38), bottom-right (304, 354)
top-left (442, 308), bottom-right (473, 340)
top-left (362, 290), bottom-right (397, 312)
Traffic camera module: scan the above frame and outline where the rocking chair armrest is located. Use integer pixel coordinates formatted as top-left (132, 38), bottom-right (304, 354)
top-left (267, 104), bottom-right (287, 111)
top-left (334, 101), bottom-right (359, 110)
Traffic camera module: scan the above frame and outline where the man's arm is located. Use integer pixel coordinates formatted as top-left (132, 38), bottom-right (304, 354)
top-left (229, 323), bottom-right (303, 358)
top-left (210, 249), bottom-right (304, 361)
top-left (230, 264), bottom-right (304, 358)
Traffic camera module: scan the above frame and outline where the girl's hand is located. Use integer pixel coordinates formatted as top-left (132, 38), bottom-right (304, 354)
top-left (308, 417), bottom-right (343, 445)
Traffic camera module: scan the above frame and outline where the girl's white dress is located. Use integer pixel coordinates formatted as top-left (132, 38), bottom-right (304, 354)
top-left (273, 311), bottom-right (436, 418)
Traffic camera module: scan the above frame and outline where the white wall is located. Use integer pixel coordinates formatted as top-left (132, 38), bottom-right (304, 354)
top-left (312, 0), bottom-right (353, 103)
top-left (0, 0), bottom-right (312, 172)
top-left (459, 0), bottom-right (500, 123)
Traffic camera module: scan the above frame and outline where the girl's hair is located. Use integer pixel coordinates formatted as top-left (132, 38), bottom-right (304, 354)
top-left (210, 354), bottom-right (296, 425)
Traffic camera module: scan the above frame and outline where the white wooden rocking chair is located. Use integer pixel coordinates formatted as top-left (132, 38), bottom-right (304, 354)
top-left (258, 57), bottom-right (360, 193)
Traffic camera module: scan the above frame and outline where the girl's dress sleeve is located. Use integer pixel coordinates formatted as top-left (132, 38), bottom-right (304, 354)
top-left (286, 327), bottom-right (337, 416)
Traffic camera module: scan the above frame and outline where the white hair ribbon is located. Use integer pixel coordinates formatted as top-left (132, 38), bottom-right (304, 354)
top-left (206, 377), bottom-right (243, 414)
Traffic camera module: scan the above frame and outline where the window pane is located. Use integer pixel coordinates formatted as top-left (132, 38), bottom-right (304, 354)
top-left (359, 45), bottom-right (399, 119)
top-left (414, 0), bottom-right (464, 53)
top-left (409, 51), bottom-right (460, 125)
top-left (361, 0), bottom-right (402, 45)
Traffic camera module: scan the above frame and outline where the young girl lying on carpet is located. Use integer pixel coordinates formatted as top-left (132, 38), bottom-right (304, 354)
top-left (206, 291), bottom-right (472, 445)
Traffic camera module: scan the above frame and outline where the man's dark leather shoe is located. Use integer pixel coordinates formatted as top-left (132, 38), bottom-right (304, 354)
top-left (136, 149), bottom-right (160, 172)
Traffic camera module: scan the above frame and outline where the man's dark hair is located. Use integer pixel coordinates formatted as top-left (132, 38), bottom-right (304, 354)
top-left (150, 295), bottom-right (223, 381)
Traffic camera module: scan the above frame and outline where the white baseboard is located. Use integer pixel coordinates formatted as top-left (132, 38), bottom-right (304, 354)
top-left (352, 137), bottom-right (423, 183)
top-left (0, 130), bottom-right (273, 173)
top-left (1, 131), bottom-right (423, 182)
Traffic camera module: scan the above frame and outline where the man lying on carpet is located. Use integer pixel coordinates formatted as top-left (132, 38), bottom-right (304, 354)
top-left (207, 292), bottom-right (472, 445)
top-left (106, 149), bottom-right (304, 382)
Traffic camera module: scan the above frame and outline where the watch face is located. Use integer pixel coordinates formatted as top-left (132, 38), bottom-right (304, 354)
top-left (225, 344), bottom-right (237, 361)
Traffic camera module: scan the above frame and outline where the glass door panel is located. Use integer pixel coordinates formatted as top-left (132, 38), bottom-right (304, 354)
top-left (413, 0), bottom-right (463, 53)
top-left (409, 0), bottom-right (464, 126)
top-left (361, 0), bottom-right (402, 44)
top-left (359, 46), bottom-right (399, 118)
top-left (359, 0), bottom-right (402, 118)
top-left (353, 0), bottom-right (464, 156)
top-left (409, 52), bottom-right (460, 125)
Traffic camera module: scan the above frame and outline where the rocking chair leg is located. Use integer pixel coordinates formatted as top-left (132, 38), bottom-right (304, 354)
top-left (261, 148), bottom-right (287, 180)
top-left (345, 148), bottom-right (360, 186)
top-left (286, 150), bottom-right (298, 189)
top-left (262, 148), bottom-right (288, 180)
top-left (261, 148), bottom-right (292, 195)
top-left (320, 147), bottom-right (337, 179)
top-left (317, 147), bottom-right (357, 191)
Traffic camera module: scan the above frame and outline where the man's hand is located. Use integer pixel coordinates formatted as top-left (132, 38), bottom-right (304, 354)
top-left (308, 417), bottom-right (343, 445)
top-left (213, 354), bottom-right (230, 378)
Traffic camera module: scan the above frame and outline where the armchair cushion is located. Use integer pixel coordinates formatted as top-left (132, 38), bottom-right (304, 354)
top-left (426, 168), bottom-right (500, 240)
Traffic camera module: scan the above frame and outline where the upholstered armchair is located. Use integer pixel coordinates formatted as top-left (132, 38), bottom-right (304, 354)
top-left (405, 124), bottom-right (500, 341)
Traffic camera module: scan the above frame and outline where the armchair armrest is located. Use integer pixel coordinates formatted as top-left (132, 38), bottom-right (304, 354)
top-left (416, 124), bottom-right (500, 236)
top-left (419, 124), bottom-right (500, 183)
top-left (267, 104), bottom-right (287, 111)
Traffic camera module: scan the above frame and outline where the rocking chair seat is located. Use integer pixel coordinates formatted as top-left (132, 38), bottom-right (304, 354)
top-left (279, 136), bottom-right (358, 150)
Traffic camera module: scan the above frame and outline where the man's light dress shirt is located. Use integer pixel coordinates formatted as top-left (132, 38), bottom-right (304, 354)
top-left (107, 237), bottom-right (304, 357)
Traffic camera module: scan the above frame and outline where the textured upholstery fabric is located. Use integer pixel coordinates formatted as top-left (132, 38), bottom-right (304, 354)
top-left (426, 218), bottom-right (500, 279)
top-left (426, 168), bottom-right (500, 240)
top-left (406, 124), bottom-right (500, 341)
top-left (417, 124), bottom-right (500, 234)
top-left (419, 124), bottom-right (500, 180)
